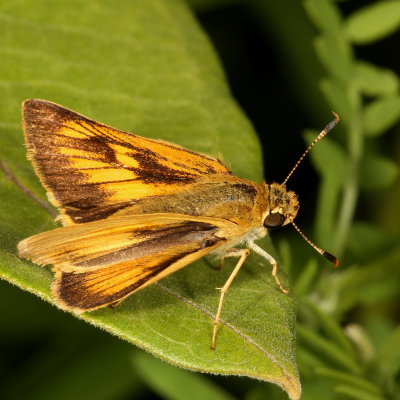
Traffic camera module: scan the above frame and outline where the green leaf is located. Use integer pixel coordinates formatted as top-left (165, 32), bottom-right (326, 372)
top-left (302, 298), bottom-right (356, 357)
top-left (322, 247), bottom-right (400, 315)
top-left (369, 325), bottom-right (400, 397)
top-left (304, 130), bottom-right (348, 247)
top-left (0, 0), bottom-right (300, 398)
top-left (304, 1), bottom-right (353, 83)
top-left (314, 34), bottom-right (353, 83)
top-left (305, 131), bottom-right (348, 181)
top-left (360, 153), bottom-right (399, 191)
top-left (363, 96), bottom-right (400, 137)
top-left (345, 1), bottom-right (400, 44)
top-left (132, 351), bottom-right (235, 400)
top-left (347, 222), bottom-right (399, 263)
top-left (315, 367), bottom-right (383, 396)
top-left (320, 79), bottom-right (353, 124)
top-left (293, 258), bottom-right (319, 297)
top-left (354, 61), bottom-right (399, 97)
top-left (303, 0), bottom-right (343, 36)
top-left (297, 324), bottom-right (362, 374)
top-left (334, 385), bottom-right (389, 400)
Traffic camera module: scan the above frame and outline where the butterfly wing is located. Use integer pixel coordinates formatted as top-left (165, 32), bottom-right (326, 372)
top-left (18, 213), bottom-right (238, 313)
top-left (22, 99), bottom-right (232, 225)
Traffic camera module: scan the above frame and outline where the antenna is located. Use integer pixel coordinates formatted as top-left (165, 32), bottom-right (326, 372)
top-left (282, 112), bottom-right (339, 186)
top-left (284, 112), bottom-right (340, 268)
top-left (291, 220), bottom-right (339, 268)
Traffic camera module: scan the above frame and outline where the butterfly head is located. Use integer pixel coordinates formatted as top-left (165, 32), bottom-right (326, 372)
top-left (263, 183), bottom-right (299, 230)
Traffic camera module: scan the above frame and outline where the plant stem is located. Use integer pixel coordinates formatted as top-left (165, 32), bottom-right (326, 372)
top-left (334, 87), bottom-right (363, 255)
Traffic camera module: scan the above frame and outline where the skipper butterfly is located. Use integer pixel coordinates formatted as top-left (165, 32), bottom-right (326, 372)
top-left (18, 100), bottom-right (339, 348)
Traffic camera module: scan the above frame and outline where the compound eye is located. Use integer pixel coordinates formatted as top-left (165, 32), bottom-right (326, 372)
top-left (263, 213), bottom-right (285, 229)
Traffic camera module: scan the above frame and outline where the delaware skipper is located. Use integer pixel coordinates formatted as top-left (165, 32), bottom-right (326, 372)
top-left (18, 99), bottom-right (339, 349)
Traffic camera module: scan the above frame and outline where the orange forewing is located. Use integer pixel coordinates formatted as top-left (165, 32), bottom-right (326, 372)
top-left (22, 99), bottom-right (232, 226)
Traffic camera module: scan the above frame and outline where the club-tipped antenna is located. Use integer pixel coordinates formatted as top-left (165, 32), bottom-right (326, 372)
top-left (282, 112), bottom-right (339, 186)
top-left (291, 220), bottom-right (339, 268)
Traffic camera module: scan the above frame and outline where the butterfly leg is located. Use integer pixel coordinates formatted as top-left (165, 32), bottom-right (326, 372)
top-left (215, 255), bottom-right (227, 271)
top-left (211, 248), bottom-right (250, 350)
top-left (247, 241), bottom-right (288, 294)
top-left (217, 246), bottom-right (246, 270)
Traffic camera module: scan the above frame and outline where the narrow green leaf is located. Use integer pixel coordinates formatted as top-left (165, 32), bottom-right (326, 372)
top-left (293, 258), bottom-right (319, 297)
top-left (132, 350), bottom-right (236, 400)
top-left (0, 0), bottom-right (300, 398)
top-left (303, 298), bottom-right (356, 357)
top-left (296, 345), bottom-right (328, 377)
top-left (359, 153), bottom-right (399, 191)
top-left (363, 96), bottom-right (400, 137)
top-left (369, 325), bottom-right (400, 396)
top-left (314, 34), bottom-right (353, 83)
top-left (304, 132), bottom-right (348, 182)
top-left (297, 324), bottom-right (362, 374)
top-left (315, 170), bottom-right (341, 250)
top-left (345, 1), bottom-right (400, 44)
top-left (315, 367), bottom-right (383, 395)
top-left (334, 385), bottom-right (389, 400)
top-left (304, 0), bottom-right (342, 36)
top-left (323, 247), bottom-right (400, 315)
top-left (304, 130), bottom-right (348, 247)
top-left (320, 79), bottom-right (353, 123)
top-left (354, 61), bottom-right (398, 97)
top-left (347, 222), bottom-right (399, 263)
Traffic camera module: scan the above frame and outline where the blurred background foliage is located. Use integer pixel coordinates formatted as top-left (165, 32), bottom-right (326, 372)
top-left (1, 0), bottom-right (400, 399)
